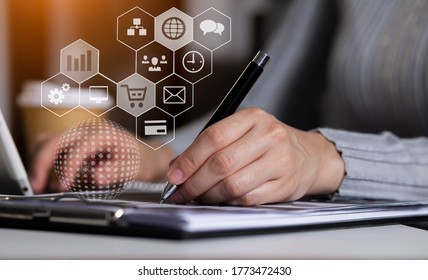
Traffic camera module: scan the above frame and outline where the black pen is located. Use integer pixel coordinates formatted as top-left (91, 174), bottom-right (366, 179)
top-left (160, 51), bottom-right (270, 204)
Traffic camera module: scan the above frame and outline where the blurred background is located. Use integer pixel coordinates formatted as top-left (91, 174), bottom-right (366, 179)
top-left (0, 0), bottom-right (284, 160)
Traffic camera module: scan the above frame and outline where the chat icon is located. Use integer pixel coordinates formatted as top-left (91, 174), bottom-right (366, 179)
top-left (200, 20), bottom-right (225, 36)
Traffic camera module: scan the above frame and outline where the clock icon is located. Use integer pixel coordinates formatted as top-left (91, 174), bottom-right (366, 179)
top-left (182, 51), bottom-right (205, 73)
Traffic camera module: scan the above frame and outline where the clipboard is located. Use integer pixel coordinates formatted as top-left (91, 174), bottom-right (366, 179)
top-left (1, 192), bottom-right (428, 239)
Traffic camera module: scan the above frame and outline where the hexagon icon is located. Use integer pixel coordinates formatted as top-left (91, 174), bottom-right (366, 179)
top-left (155, 7), bottom-right (193, 51)
top-left (136, 107), bottom-right (175, 150)
top-left (60, 39), bottom-right (99, 83)
top-left (80, 73), bottom-right (117, 117)
top-left (194, 8), bottom-right (231, 51)
top-left (117, 74), bottom-right (155, 117)
top-left (41, 73), bottom-right (79, 117)
top-left (175, 42), bottom-right (212, 84)
top-left (137, 42), bottom-right (173, 83)
top-left (155, 74), bottom-right (193, 117)
top-left (117, 7), bottom-right (155, 51)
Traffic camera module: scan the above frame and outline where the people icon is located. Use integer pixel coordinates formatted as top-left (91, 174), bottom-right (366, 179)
top-left (142, 55), bottom-right (149, 64)
top-left (160, 55), bottom-right (168, 64)
top-left (148, 57), bottom-right (161, 72)
top-left (143, 55), bottom-right (168, 72)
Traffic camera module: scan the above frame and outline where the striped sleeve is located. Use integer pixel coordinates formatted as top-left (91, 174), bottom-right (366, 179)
top-left (318, 128), bottom-right (428, 201)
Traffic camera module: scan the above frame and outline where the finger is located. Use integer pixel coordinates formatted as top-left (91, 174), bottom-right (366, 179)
top-left (173, 126), bottom-right (273, 203)
top-left (31, 133), bottom-right (53, 155)
top-left (46, 178), bottom-right (68, 193)
top-left (169, 156), bottom-right (178, 167)
top-left (224, 178), bottom-right (298, 206)
top-left (194, 154), bottom-right (282, 204)
top-left (30, 136), bottom-right (59, 193)
top-left (56, 126), bottom-right (128, 188)
top-left (168, 110), bottom-right (254, 185)
top-left (70, 139), bottom-right (141, 193)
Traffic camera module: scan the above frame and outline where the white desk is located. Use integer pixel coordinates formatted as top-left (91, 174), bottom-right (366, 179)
top-left (1, 225), bottom-right (427, 259)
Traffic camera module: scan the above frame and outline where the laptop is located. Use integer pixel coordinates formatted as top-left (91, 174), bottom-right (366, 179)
top-left (0, 108), bottom-right (33, 196)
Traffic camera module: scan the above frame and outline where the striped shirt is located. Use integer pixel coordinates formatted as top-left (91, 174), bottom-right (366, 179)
top-left (324, 0), bottom-right (428, 137)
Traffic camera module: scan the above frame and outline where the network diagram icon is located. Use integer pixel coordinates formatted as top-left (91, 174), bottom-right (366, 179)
top-left (117, 7), bottom-right (154, 51)
top-left (41, 6), bottom-right (231, 151)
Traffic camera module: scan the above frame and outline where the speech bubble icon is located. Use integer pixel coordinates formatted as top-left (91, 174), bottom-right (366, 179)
top-left (200, 20), bottom-right (217, 35)
top-left (214, 23), bottom-right (225, 36)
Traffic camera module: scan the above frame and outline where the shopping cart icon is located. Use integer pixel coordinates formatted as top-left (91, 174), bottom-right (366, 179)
top-left (120, 84), bottom-right (147, 108)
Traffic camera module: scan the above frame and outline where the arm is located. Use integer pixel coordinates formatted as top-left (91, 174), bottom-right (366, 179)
top-left (167, 108), bottom-right (428, 205)
top-left (319, 128), bottom-right (428, 201)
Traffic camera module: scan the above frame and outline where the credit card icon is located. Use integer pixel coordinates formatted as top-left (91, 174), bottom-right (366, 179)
top-left (144, 120), bottom-right (167, 136)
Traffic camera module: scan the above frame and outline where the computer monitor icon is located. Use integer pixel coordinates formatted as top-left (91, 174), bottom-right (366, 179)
top-left (89, 86), bottom-right (109, 103)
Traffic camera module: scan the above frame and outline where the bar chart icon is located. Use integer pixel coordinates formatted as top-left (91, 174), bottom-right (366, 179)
top-left (60, 39), bottom-right (99, 83)
top-left (66, 50), bottom-right (93, 72)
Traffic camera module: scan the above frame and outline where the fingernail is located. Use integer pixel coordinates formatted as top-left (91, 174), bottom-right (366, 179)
top-left (168, 167), bottom-right (184, 184)
top-left (172, 191), bottom-right (185, 204)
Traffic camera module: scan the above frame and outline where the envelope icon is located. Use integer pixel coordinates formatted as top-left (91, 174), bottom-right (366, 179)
top-left (163, 86), bottom-right (186, 104)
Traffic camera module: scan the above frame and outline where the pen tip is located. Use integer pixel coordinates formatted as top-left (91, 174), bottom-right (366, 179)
top-left (159, 199), bottom-right (165, 204)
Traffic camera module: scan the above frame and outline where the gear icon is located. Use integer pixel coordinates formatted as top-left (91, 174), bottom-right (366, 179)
top-left (48, 88), bottom-right (65, 105)
top-left (61, 83), bottom-right (71, 92)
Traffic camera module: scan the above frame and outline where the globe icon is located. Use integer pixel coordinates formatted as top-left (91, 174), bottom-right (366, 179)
top-left (53, 118), bottom-right (141, 201)
top-left (162, 17), bottom-right (186, 40)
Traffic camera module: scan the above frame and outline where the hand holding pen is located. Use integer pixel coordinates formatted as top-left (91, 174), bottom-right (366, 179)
top-left (161, 50), bottom-right (345, 206)
top-left (161, 51), bottom-right (270, 203)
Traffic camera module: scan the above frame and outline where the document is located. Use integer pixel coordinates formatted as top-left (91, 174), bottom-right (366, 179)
top-left (117, 199), bottom-right (428, 234)
top-left (1, 189), bottom-right (428, 239)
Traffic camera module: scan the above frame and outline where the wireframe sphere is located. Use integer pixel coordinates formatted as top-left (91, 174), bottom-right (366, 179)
top-left (162, 17), bottom-right (186, 40)
top-left (53, 118), bottom-right (140, 200)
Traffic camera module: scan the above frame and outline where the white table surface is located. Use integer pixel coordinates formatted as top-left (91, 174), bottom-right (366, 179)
top-left (1, 224), bottom-right (427, 259)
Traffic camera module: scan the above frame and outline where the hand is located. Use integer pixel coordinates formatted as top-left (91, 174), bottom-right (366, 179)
top-left (167, 108), bottom-right (345, 205)
top-left (29, 133), bottom-right (62, 193)
top-left (29, 132), bottom-right (173, 194)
